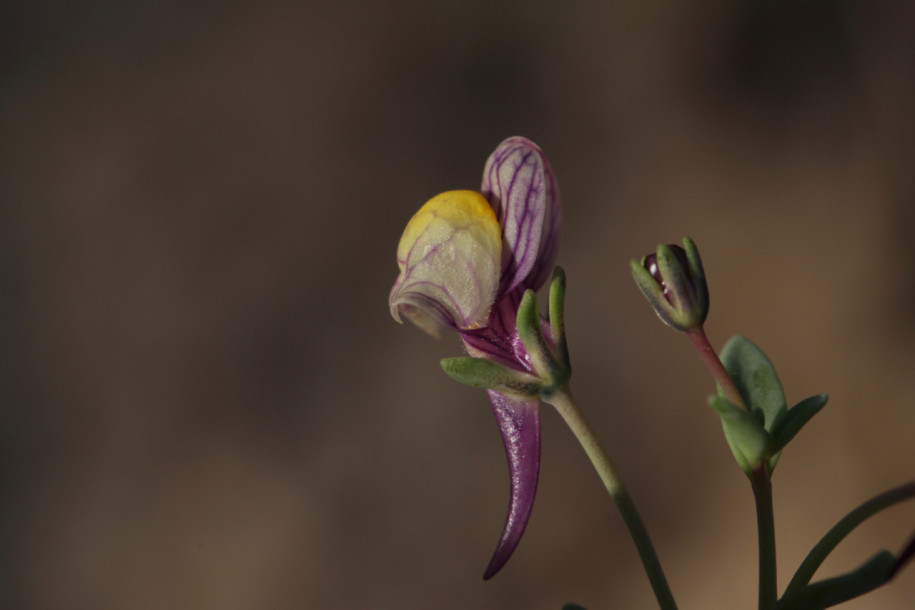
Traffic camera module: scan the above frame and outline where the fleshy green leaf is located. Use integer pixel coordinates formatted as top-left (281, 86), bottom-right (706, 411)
top-left (769, 393), bottom-right (829, 455)
top-left (776, 551), bottom-right (896, 610)
top-left (709, 395), bottom-right (770, 473)
top-left (719, 335), bottom-right (787, 430)
top-left (441, 357), bottom-right (542, 397)
top-left (719, 336), bottom-right (787, 470)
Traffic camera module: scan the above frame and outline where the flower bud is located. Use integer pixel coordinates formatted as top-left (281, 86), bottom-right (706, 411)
top-left (630, 237), bottom-right (709, 332)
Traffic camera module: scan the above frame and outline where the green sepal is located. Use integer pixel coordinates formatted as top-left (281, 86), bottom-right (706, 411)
top-left (682, 236), bottom-right (708, 318)
top-left (768, 393), bottom-right (829, 456)
top-left (517, 290), bottom-right (556, 378)
top-left (441, 356), bottom-right (543, 398)
top-left (657, 244), bottom-right (693, 316)
top-left (709, 394), bottom-right (770, 474)
top-left (630, 258), bottom-right (670, 318)
top-left (548, 267), bottom-right (570, 370)
top-left (516, 270), bottom-right (571, 392)
top-left (775, 550), bottom-right (896, 610)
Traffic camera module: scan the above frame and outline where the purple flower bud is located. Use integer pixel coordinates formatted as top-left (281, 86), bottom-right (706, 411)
top-left (631, 237), bottom-right (709, 332)
top-left (642, 245), bottom-right (690, 306)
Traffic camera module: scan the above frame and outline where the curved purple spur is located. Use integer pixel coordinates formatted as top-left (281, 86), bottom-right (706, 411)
top-left (480, 390), bottom-right (541, 579)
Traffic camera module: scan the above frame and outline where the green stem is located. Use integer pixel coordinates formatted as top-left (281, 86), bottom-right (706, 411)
top-left (752, 467), bottom-right (777, 610)
top-left (783, 480), bottom-right (915, 596)
top-left (547, 387), bottom-right (678, 610)
top-left (686, 328), bottom-right (781, 606)
top-left (687, 327), bottom-right (746, 409)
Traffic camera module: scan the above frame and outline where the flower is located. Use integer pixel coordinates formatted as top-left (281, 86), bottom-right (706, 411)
top-left (390, 136), bottom-right (561, 578)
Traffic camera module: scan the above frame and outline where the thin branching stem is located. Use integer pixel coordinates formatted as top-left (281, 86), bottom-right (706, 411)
top-left (547, 387), bottom-right (678, 610)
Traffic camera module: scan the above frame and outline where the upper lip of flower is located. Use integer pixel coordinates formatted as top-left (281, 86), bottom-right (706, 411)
top-left (482, 136), bottom-right (562, 298)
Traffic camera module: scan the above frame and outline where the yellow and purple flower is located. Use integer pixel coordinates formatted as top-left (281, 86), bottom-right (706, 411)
top-left (390, 136), bottom-right (561, 578)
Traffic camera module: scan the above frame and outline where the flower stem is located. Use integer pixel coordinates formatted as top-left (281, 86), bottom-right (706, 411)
top-left (687, 327), bottom-right (746, 409)
top-left (751, 466), bottom-right (777, 610)
top-left (686, 328), bottom-right (777, 607)
top-left (547, 387), bottom-right (678, 610)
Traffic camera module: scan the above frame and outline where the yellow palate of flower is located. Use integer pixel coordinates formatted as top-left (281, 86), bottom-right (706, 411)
top-left (392, 190), bottom-right (502, 334)
top-left (398, 190), bottom-right (499, 250)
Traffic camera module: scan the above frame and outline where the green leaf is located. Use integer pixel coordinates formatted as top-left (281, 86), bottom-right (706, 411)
top-left (440, 357), bottom-right (542, 397)
top-left (784, 481), bottom-right (915, 595)
top-left (719, 335), bottom-right (787, 431)
top-left (775, 551), bottom-right (896, 610)
top-left (719, 336), bottom-right (787, 470)
top-left (709, 394), bottom-right (770, 473)
top-left (769, 394), bottom-right (828, 455)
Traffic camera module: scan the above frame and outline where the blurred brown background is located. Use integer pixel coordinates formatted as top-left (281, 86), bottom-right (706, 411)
top-left (2, 1), bottom-right (914, 608)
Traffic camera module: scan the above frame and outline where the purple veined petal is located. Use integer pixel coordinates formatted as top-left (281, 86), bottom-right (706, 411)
top-left (480, 390), bottom-right (541, 580)
top-left (481, 137), bottom-right (561, 294)
top-left (522, 159), bottom-right (560, 292)
top-left (460, 289), bottom-right (532, 372)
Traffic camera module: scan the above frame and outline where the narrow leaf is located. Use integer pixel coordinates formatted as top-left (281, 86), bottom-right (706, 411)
top-left (441, 357), bottom-right (542, 397)
top-left (769, 393), bottom-right (829, 455)
top-left (784, 480), bottom-right (915, 595)
top-left (889, 532), bottom-right (915, 579)
top-left (776, 551), bottom-right (896, 610)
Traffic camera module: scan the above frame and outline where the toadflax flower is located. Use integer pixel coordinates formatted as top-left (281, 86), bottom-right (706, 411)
top-left (389, 136), bottom-right (561, 578)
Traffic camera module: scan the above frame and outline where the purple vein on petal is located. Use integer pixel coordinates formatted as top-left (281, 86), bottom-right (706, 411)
top-left (461, 291), bottom-right (531, 371)
top-left (393, 203), bottom-right (500, 330)
top-left (524, 162), bottom-right (560, 291)
top-left (481, 390), bottom-right (541, 580)
top-left (500, 150), bottom-right (539, 293)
